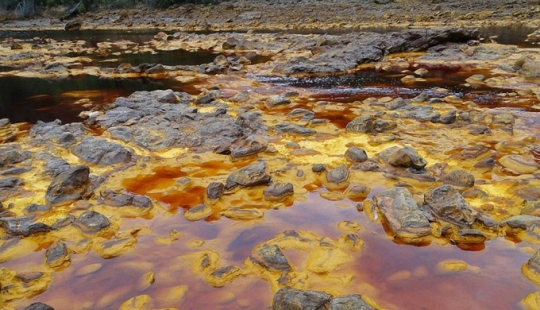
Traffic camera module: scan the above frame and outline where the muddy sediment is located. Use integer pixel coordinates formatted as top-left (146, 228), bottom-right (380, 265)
top-left (2, 1), bottom-right (540, 309)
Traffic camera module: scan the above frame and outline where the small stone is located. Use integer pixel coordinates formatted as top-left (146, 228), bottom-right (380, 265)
top-left (312, 164), bottom-right (327, 173)
top-left (184, 204), bottom-right (213, 221)
top-left (326, 164), bottom-right (349, 184)
top-left (263, 182), bottom-right (294, 200)
top-left (206, 182), bottom-right (225, 202)
top-left (45, 242), bottom-right (70, 268)
top-left (441, 169), bottom-right (475, 187)
top-left (250, 244), bottom-right (292, 272)
top-left (74, 211), bottom-right (110, 234)
top-left (345, 147), bottom-right (368, 163)
top-left (272, 287), bottom-right (332, 310)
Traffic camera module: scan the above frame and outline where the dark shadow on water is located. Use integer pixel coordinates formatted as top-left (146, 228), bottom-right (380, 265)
top-left (0, 75), bottom-right (184, 124)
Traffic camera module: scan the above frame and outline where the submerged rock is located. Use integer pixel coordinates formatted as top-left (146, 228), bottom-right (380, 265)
top-left (45, 165), bottom-right (90, 206)
top-left (184, 204), bottom-right (213, 221)
top-left (372, 187), bottom-right (431, 241)
top-left (206, 265), bottom-right (242, 287)
top-left (424, 185), bottom-right (477, 227)
top-left (273, 287), bottom-right (332, 310)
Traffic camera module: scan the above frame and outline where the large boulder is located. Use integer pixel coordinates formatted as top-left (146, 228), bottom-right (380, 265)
top-left (72, 137), bottom-right (133, 166)
top-left (372, 187), bottom-right (431, 241)
top-left (45, 165), bottom-right (90, 206)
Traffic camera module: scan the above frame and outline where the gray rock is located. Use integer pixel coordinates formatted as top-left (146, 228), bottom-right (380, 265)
top-left (524, 249), bottom-right (540, 285)
top-left (45, 165), bottom-right (90, 206)
top-left (385, 97), bottom-right (408, 110)
top-left (326, 164), bottom-right (349, 184)
top-left (184, 204), bottom-right (213, 221)
top-left (438, 110), bottom-right (457, 124)
top-left (43, 158), bottom-right (71, 177)
top-left (275, 123), bottom-right (316, 136)
top-left (263, 182), bottom-right (294, 200)
top-left (24, 302), bottom-right (55, 310)
top-left (0, 148), bottom-right (31, 168)
top-left (24, 204), bottom-right (51, 214)
top-left (226, 161), bottom-right (271, 190)
top-left (266, 95), bottom-right (291, 107)
top-left (29, 120), bottom-right (85, 146)
top-left (346, 115), bottom-right (374, 133)
top-left (72, 137), bottom-right (133, 166)
top-left (273, 287), bottom-right (332, 310)
top-left (0, 176), bottom-right (23, 189)
top-left (74, 211), bottom-right (110, 234)
top-left (206, 182), bottom-right (225, 201)
top-left (380, 146), bottom-right (427, 170)
top-left (330, 295), bottom-right (375, 310)
top-left (45, 241), bottom-right (70, 268)
top-left (98, 190), bottom-right (152, 208)
top-left (441, 169), bottom-right (475, 187)
top-left (230, 134), bottom-right (268, 159)
top-left (424, 185), bottom-right (477, 227)
top-left (345, 147), bottom-right (368, 163)
top-left (287, 108), bottom-right (315, 121)
top-left (250, 244), bottom-right (292, 272)
top-left (312, 164), bottom-right (327, 173)
top-left (500, 215), bottom-right (540, 233)
top-left (0, 215), bottom-right (52, 236)
top-left (1, 167), bottom-right (33, 175)
top-left (372, 187), bottom-right (431, 240)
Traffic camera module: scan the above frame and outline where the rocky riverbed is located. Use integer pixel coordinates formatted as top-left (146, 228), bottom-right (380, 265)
top-left (2, 1), bottom-right (540, 309)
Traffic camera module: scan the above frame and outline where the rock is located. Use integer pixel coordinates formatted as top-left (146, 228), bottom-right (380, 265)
top-left (385, 97), bottom-right (408, 110)
top-left (493, 113), bottom-right (515, 125)
top-left (250, 244), bottom-right (292, 272)
top-left (312, 164), bottom-right (327, 173)
top-left (499, 155), bottom-right (539, 174)
top-left (441, 169), bottom-right (475, 187)
top-left (452, 229), bottom-right (486, 244)
top-left (266, 95), bottom-right (291, 107)
top-left (0, 176), bottom-right (23, 189)
top-left (45, 165), bottom-right (90, 206)
top-left (468, 125), bottom-right (491, 135)
top-left (263, 182), bottom-right (294, 200)
top-left (524, 249), bottom-right (540, 286)
top-left (145, 64), bottom-right (165, 74)
top-left (372, 187), bottom-right (431, 240)
top-left (24, 303), bottom-right (55, 310)
top-left (275, 123), bottom-right (316, 136)
top-left (345, 185), bottom-right (370, 200)
top-left (0, 148), bottom-right (30, 167)
top-left (379, 146), bottom-right (427, 170)
top-left (45, 242), bottom-right (70, 268)
top-left (287, 109), bottom-right (315, 121)
top-left (500, 215), bottom-right (540, 234)
top-left (24, 204), bottom-right (51, 214)
top-left (438, 110), bottom-right (457, 124)
top-left (230, 134), bottom-right (268, 159)
top-left (346, 115), bottom-right (374, 133)
top-left (206, 265), bottom-right (241, 287)
top-left (520, 57), bottom-right (540, 78)
top-left (272, 287), bottom-right (332, 310)
top-left (345, 147), bottom-right (368, 163)
top-left (73, 137), bottom-right (133, 166)
top-left (424, 185), bottom-right (477, 227)
top-left (222, 208), bottom-right (264, 220)
top-left (225, 161), bottom-right (271, 190)
top-left (330, 295), bottom-right (375, 310)
top-left (96, 237), bottom-right (137, 259)
top-left (98, 190), bottom-right (152, 208)
top-left (326, 164), bottom-right (350, 184)
top-left (206, 182), bottom-right (225, 202)
top-left (44, 158), bottom-right (71, 177)
top-left (0, 216), bottom-right (52, 236)
top-left (74, 211), bottom-right (110, 234)
top-left (184, 204), bottom-right (213, 221)
top-left (65, 20), bottom-right (82, 31)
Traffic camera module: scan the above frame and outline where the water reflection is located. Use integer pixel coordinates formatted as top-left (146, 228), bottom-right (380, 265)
top-left (0, 75), bottom-right (184, 123)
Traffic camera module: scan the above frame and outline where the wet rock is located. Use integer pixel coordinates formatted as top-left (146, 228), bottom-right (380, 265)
top-left (385, 97), bottom-right (408, 110)
top-left (493, 113), bottom-right (515, 125)
top-left (206, 265), bottom-right (241, 287)
top-left (266, 95), bottom-right (291, 107)
top-left (74, 211), bottom-right (110, 234)
top-left (438, 110), bottom-right (457, 124)
top-left (453, 229), bottom-right (486, 244)
top-left (222, 208), bottom-right (264, 220)
top-left (45, 242), bottom-right (70, 268)
top-left (468, 125), bottom-right (491, 135)
top-left (345, 185), bottom-right (370, 200)
top-left (29, 120), bottom-right (85, 146)
top-left (263, 182), bottom-right (294, 200)
top-left (346, 115), bottom-right (374, 133)
top-left (24, 204), bottom-right (51, 214)
top-left (424, 185), bottom-right (477, 227)
top-left (499, 155), bottom-right (539, 174)
top-left (524, 249), bottom-right (540, 286)
top-left (24, 303), bottom-right (55, 310)
top-left (44, 158), bottom-right (71, 177)
top-left (250, 244), bottom-right (292, 272)
top-left (0, 176), bottom-right (23, 189)
top-left (230, 134), bottom-right (268, 159)
top-left (272, 287), bottom-right (332, 310)
top-left (226, 161), bottom-right (271, 190)
top-left (73, 137), bottom-right (133, 166)
top-left (373, 119), bottom-right (397, 132)
top-left (372, 187), bottom-right (431, 240)
top-left (184, 204), bottom-right (213, 221)
top-left (330, 294), bottom-right (375, 310)
top-left (500, 215), bottom-right (540, 234)
top-left (287, 108), bottom-right (315, 121)
top-left (15, 271), bottom-right (44, 283)
top-left (0, 216), bottom-right (52, 236)
top-left (379, 146), bottom-right (427, 170)
top-left (98, 190), bottom-right (152, 208)
top-left (96, 236), bottom-right (137, 259)
top-left (312, 164), bottom-right (327, 173)
top-left (45, 165), bottom-right (90, 206)
top-left (326, 164), bottom-right (349, 184)
top-left (65, 19), bottom-right (82, 31)
top-left (1, 167), bottom-right (33, 175)
top-left (441, 169), bottom-right (475, 187)
top-left (145, 64), bottom-right (165, 74)
top-left (515, 186), bottom-right (540, 201)
top-left (275, 122), bottom-right (316, 136)
top-left (345, 147), bottom-right (368, 163)
top-left (206, 182), bottom-right (225, 202)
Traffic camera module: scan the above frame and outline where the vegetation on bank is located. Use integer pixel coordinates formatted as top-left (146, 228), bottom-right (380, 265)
top-left (0, 0), bottom-right (219, 18)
